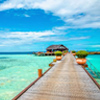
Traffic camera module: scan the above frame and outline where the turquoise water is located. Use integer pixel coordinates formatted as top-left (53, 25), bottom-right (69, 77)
top-left (87, 54), bottom-right (100, 71)
top-left (0, 54), bottom-right (54, 100)
top-left (86, 54), bottom-right (100, 84)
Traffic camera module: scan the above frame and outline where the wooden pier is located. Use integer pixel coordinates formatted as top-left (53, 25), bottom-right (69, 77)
top-left (13, 53), bottom-right (100, 100)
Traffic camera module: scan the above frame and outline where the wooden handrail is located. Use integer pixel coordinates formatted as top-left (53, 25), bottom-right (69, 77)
top-left (86, 59), bottom-right (100, 77)
top-left (82, 66), bottom-right (100, 89)
top-left (87, 59), bottom-right (99, 72)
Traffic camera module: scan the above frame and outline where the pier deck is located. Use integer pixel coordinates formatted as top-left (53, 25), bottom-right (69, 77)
top-left (16, 53), bottom-right (100, 100)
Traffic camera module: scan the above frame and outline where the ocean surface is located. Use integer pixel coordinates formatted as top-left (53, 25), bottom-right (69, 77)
top-left (0, 54), bottom-right (54, 100)
top-left (0, 54), bottom-right (100, 100)
top-left (86, 54), bottom-right (100, 84)
top-left (87, 54), bottom-right (100, 70)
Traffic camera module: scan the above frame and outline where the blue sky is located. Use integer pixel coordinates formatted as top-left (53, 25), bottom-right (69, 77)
top-left (0, 0), bottom-right (100, 52)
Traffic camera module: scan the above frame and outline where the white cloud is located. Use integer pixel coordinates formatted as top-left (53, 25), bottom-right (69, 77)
top-left (0, 0), bottom-right (100, 29)
top-left (0, 45), bottom-right (5, 46)
top-left (0, 30), bottom-right (90, 46)
top-left (24, 14), bottom-right (30, 17)
top-left (91, 45), bottom-right (100, 47)
top-left (67, 36), bottom-right (90, 40)
top-left (0, 30), bottom-right (55, 40)
top-left (0, 30), bottom-right (60, 46)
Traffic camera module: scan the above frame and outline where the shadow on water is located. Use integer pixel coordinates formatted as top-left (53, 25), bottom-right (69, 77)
top-left (0, 58), bottom-right (17, 70)
top-left (0, 57), bottom-right (10, 59)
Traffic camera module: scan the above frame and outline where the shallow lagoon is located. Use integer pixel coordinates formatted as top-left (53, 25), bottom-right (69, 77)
top-left (0, 54), bottom-right (100, 99)
top-left (87, 54), bottom-right (100, 71)
top-left (87, 54), bottom-right (100, 84)
top-left (0, 54), bottom-right (54, 100)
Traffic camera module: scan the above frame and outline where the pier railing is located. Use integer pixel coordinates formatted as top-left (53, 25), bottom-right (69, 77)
top-left (86, 59), bottom-right (100, 78)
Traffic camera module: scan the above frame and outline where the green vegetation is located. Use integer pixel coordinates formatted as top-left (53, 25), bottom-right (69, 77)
top-left (72, 50), bottom-right (76, 53)
top-left (63, 50), bottom-right (68, 53)
top-left (76, 50), bottom-right (88, 58)
top-left (54, 51), bottom-right (63, 56)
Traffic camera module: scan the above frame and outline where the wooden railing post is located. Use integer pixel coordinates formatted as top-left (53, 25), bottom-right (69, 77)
top-left (38, 69), bottom-right (42, 77)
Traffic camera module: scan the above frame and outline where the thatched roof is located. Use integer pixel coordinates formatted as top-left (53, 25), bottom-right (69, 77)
top-left (46, 44), bottom-right (68, 50)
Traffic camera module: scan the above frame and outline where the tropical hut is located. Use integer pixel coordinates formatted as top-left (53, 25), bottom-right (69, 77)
top-left (46, 44), bottom-right (68, 53)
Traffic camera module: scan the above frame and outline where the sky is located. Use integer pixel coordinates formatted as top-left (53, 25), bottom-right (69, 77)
top-left (0, 0), bottom-right (100, 52)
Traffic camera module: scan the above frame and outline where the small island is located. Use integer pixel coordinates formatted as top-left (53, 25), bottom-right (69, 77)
top-left (89, 52), bottom-right (100, 54)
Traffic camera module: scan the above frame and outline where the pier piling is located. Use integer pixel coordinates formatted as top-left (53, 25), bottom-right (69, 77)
top-left (38, 69), bottom-right (42, 77)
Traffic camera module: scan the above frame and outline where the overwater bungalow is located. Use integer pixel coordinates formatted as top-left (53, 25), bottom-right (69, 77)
top-left (35, 45), bottom-right (68, 56)
top-left (46, 44), bottom-right (68, 52)
top-left (45, 44), bottom-right (68, 56)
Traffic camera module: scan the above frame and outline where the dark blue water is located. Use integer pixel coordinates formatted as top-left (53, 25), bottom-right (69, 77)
top-left (0, 52), bottom-right (34, 55)
top-left (0, 51), bottom-right (46, 55)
